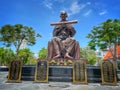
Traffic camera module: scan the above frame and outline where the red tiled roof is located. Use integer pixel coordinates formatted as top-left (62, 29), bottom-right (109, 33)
top-left (104, 46), bottom-right (120, 60)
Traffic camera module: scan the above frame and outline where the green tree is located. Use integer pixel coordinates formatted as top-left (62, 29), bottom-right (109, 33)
top-left (80, 47), bottom-right (98, 65)
top-left (38, 47), bottom-right (47, 59)
top-left (0, 47), bottom-right (15, 65)
top-left (18, 48), bottom-right (36, 64)
top-left (0, 24), bottom-right (41, 59)
top-left (86, 19), bottom-right (120, 60)
top-left (26, 55), bottom-right (36, 65)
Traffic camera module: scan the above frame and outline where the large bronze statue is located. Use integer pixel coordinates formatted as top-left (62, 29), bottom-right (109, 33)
top-left (47, 11), bottom-right (80, 61)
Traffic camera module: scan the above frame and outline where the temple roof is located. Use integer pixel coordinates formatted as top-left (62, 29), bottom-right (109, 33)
top-left (104, 46), bottom-right (120, 60)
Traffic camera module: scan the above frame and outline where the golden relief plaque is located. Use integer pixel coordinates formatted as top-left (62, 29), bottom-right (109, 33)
top-left (7, 60), bottom-right (22, 83)
top-left (101, 60), bottom-right (117, 85)
top-left (73, 60), bottom-right (87, 84)
top-left (34, 60), bottom-right (49, 82)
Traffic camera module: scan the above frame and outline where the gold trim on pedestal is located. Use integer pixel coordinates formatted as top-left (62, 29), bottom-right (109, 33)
top-left (73, 60), bottom-right (88, 84)
top-left (34, 60), bottom-right (49, 83)
top-left (101, 60), bottom-right (117, 85)
top-left (7, 60), bottom-right (22, 83)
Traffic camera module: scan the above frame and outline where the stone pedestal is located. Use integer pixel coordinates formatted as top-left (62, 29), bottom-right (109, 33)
top-left (87, 66), bottom-right (101, 83)
top-left (49, 66), bottom-right (72, 82)
top-left (2, 65), bottom-right (120, 83)
top-left (117, 70), bottom-right (120, 83)
top-left (21, 65), bottom-right (102, 82)
top-left (0, 66), bottom-right (8, 71)
top-left (21, 65), bottom-right (72, 82)
top-left (21, 65), bottom-right (35, 81)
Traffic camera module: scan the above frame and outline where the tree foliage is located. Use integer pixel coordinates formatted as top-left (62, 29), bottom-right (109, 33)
top-left (80, 47), bottom-right (98, 65)
top-left (0, 24), bottom-right (41, 58)
top-left (86, 19), bottom-right (120, 60)
top-left (38, 47), bottom-right (47, 59)
top-left (18, 48), bottom-right (36, 64)
top-left (0, 47), bottom-right (15, 65)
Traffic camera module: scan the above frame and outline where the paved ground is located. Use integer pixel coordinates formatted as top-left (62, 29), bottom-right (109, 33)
top-left (0, 72), bottom-right (120, 90)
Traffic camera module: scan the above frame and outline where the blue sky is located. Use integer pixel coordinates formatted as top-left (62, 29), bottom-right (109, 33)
top-left (0, 0), bottom-right (120, 56)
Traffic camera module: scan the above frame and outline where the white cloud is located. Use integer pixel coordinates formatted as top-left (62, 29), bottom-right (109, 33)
top-left (86, 2), bottom-right (91, 5)
top-left (43, 0), bottom-right (53, 9)
top-left (68, 1), bottom-right (91, 16)
top-left (42, 0), bottom-right (92, 16)
top-left (54, 0), bottom-right (65, 3)
top-left (99, 10), bottom-right (107, 15)
top-left (84, 9), bottom-right (92, 16)
top-left (69, 1), bottom-right (81, 15)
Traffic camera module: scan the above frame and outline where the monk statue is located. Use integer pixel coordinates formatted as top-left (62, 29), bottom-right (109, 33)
top-left (47, 11), bottom-right (80, 61)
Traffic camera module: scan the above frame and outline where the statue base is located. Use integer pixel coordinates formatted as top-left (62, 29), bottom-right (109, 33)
top-left (21, 65), bottom-right (72, 82)
top-left (1, 65), bottom-right (120, 83)
top-left (21, 65), bottom-right (102, 83)
top-left (49, 66), bottom-right (72, 82)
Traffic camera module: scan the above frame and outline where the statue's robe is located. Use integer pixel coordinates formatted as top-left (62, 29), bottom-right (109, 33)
top-left (47, 24), bottom-right (80, 60)
top-left (47, 37), bottom-right (80, 60)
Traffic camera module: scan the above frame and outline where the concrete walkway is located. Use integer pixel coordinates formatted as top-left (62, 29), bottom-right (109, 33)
top-left (0, 72), bottom-right (120, 90)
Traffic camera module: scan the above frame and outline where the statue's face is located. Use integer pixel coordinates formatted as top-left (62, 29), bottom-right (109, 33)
top-left (60, 14), bottom-right (67, 21)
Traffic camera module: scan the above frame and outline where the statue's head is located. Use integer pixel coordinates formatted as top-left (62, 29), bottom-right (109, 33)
top-left (60, 11), bottom-right (67, 21)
